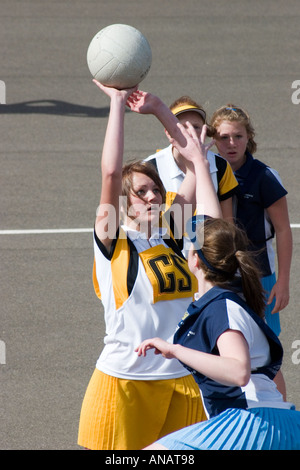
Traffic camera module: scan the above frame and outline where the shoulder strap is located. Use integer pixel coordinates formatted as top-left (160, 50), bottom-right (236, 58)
top-left (160, 213), bottom-right (184, 256)
top-left (93, 228), bottom-right (139, 309)
top-left (146, 156), bottom-right (158, 172)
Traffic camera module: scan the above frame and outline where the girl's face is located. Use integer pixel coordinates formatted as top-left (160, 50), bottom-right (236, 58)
top-left (127, 172), bottom-right (163, 230)
top-left (214, 120), bottom-right (249, 171)
top-left (177, 111), bottom-right (205, 138)
top-left (167, 111), bottom-right (205, 159)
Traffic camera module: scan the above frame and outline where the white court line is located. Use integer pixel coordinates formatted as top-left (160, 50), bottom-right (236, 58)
top-left (0, 225), bottom-right (299, 235)
top-left (0, 228), bottom-right (93, 235)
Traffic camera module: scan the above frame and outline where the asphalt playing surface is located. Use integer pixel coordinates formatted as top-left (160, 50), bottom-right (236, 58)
top-left (1, 0), bottom-right (299, 450)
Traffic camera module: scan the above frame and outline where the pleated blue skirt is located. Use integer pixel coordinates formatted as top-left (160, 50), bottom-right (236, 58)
top-left (262, 273), bottom-right (281, 337)
top-left (157, 407), bottom-right (300, 450)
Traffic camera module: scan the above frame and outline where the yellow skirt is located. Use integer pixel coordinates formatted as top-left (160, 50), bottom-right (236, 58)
top-left (78, 369), bottom-right (206, 450)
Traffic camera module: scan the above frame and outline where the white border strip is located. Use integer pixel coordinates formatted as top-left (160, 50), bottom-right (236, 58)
top-left (0, 225), bottom-right (299, 235)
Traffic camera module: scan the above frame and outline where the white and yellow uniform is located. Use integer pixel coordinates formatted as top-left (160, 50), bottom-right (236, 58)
top-left (93, 225), bottom-right (196, 379)
top-left (78, 220), bottom-right (206, 450)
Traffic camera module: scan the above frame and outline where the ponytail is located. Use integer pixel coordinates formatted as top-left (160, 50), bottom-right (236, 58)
top-left (234, 250), bottom-right (265, 318)
top-left (195, 218), bottom-right (265, 318)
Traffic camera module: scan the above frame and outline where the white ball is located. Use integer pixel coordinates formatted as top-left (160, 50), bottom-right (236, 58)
top-left (87, 24), bottom-right (152, 89)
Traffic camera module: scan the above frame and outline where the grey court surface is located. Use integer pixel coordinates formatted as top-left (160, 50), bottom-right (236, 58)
top-left (0, 0), bottom-right (299, 450)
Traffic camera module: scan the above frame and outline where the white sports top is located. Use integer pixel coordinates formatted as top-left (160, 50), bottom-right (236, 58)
top-left (93, 225), bottom-right (196, 380)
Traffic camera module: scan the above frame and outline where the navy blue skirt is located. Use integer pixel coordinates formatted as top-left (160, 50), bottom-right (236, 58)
top-left (157, 407), bottom-right (300, 450)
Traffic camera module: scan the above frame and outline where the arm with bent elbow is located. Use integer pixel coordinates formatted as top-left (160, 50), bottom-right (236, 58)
top-left (136, 329), bottom-right (251, 387)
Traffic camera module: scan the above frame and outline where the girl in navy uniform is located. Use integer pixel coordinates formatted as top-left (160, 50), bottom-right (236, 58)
top-left (136, 125), bottom-right (300, 451)
top-left (209, 105), bottom-right (292, 339)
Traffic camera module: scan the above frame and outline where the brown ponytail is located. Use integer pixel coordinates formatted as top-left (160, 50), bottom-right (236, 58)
top-left (195, 218), bottom-right (265, 318)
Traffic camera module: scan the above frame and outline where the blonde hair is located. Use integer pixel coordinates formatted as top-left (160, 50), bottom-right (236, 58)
top-left (210, 104), bottom-right (257, 154)
top-left (195, 218), bottom-right (265, 318)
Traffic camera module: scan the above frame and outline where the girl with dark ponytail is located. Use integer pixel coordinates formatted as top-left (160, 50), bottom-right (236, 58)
top-left (194, 217), bottom-right (266, 319)
top-left (136, 124), bottom-right (300, 450)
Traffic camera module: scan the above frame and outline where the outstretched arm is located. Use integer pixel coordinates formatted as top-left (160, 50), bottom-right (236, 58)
top-left (127, 90), bottom-right (222, 223)
top-left (93, 80), bottom-right (137, 250)
top-left (127, 89), bottom-right (188, 149)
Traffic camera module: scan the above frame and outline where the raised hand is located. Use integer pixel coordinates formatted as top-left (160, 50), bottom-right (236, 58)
top-left (169, 121), bottom-right (215, 165)
top-left (93, 79), bottom-right (137, 101)
top-left (126, 89), bottom-right (162, 115)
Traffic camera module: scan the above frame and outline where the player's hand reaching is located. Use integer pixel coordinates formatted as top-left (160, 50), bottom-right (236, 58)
top-left (169, 121), bottom-right (215, 165)
top-left (135, 337), bottom-right (176, 359)
top-left (93, 79), bottom-right (137, 102)
top-left (126, 89), bottom-right (163, 115)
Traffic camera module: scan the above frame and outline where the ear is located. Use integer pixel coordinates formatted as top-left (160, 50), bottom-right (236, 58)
top-left (190, 251), bottom-right (200, 270)
top-left (164, 128), bottom-right (172, 142)
top-left (194, 252), bottom-right (202, 269)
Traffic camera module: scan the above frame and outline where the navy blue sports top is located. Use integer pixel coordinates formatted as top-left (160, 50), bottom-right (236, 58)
top-left (173, 286), bottom-right (284, 418)
top-left (234, 153), bottom-right (287, 276)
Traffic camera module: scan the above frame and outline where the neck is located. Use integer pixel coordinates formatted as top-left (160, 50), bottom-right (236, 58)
top-left (196, 272), bottom-right (214, 297)
top-left (124, 216), bottom-right (157, 239)
top-left (172, 147), bottom-right (187, 174)
top-left (231, 153), bottom-right (247, 172)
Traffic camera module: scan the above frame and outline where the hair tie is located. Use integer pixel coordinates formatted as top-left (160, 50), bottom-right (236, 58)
top-left (186, 215), bottom-right (231, 276)
top-left (197, 248), bottom-right (229, 275)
